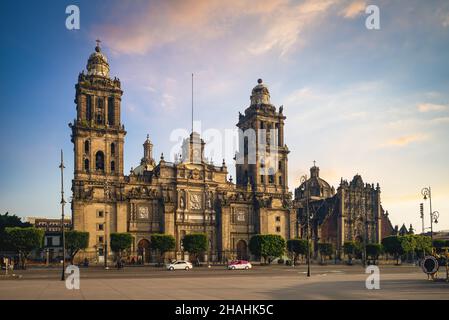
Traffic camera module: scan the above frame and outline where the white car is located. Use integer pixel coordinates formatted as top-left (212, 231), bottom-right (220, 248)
top-left (166, 260), bottom-right (193, 271)
top-left (227, 260), bottom-right (252, 270)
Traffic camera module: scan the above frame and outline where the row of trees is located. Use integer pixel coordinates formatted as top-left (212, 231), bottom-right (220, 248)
top-left (343, 235), bottom-right (436, 265)
top-left (249, 235), bottom-right (336, 265)
top-left (0, 225), bottom-right (210, 267)
top-left (249, 234), bottom-right (444, 266)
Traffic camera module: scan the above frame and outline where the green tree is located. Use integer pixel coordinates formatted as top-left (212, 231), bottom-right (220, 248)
top-left (5, 227), bottom-right (44, 269)
top-left (110, 233), bottom-right (133, 260)
top-left (401, 234), bottom-right (416, 262)
top-left (0, 212), bottom-right (31, 251)
top-left (343, 241), bottom-right (362, 265)
top-left (366, 243), bottom-right (383, 265)
top-left (249, 234), bottom-right (285, 264)
top-left (286, 239), bottom-right (308, 265)
top-left (65, 230), bottom-right (89, 264)
top-left (150, 234), bottom-right (176, 265)
top-left (382, 235), bottom-right (416, 265)
top-left (413, 235), bottom-right (432, 258)
top-left (382, 235), bottom-right (403, 265)
top-left (182, 233), bottom-right (208, 265)
top-left (318, 243), bottom-right (333, 264)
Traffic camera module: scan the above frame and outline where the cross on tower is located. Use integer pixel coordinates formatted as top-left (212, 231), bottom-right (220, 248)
top-left (313, 160), bottom-right (316, 167)
top-left (96, 39), bottom-right (101, 47)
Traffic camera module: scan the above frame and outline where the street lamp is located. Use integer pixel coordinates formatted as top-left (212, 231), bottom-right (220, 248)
top-left (104, 180), bottom-right (110, 270)
top-left (421, 187), bottom-right (439, 241)
top-left (59, 150), bottom-right (67, 281)
top-left (300, 175), bottom-right (311, 277)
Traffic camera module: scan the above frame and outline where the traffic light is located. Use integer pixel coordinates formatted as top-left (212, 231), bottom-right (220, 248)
top-left (420, 203), bottom-right (424, 218)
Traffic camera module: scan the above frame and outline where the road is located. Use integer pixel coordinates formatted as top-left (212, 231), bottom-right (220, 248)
top-left (0, 264), bottom-right (448, 299)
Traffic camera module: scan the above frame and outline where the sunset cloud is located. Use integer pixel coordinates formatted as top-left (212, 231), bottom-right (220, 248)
top-left (381, 134), bottom-right (429, 147)
top-left (340, 0), bottom-right (366, 19)
top-left (93, 0), bottom-right (338, 57)
top-left (418, 103), bottom-right (448, 112)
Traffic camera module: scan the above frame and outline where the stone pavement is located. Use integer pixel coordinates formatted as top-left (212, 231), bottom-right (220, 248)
top-left (0, 265), bottom-right (448, 300)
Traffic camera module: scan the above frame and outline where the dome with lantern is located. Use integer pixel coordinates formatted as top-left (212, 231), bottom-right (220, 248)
top-left (250, 78), bottom-right (271, 105)
top-left (86, 40), bottom-right (110, 78)
top-left (295, 162), bottom-right (335, 201)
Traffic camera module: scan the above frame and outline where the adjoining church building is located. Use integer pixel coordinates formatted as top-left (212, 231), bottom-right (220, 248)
top-left (294, 165), bottom-right (394, 257)
top-left (69, 43), bottom-right (393, 263)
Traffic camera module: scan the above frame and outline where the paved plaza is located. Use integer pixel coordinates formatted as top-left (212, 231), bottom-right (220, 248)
top-left (0, 264), bottom-right (448, 300)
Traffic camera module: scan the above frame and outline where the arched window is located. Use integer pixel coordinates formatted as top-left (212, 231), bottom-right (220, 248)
top-left (110, 161), bottom-right (115, 172)
top-left (95, 151), bottom-right (104, 171)
top-left (110, 143), bottom-right (115, 156)
top-left (84, 159), bottom-right (90, 172)
top-left (84, 140), bottom-right (90, 154)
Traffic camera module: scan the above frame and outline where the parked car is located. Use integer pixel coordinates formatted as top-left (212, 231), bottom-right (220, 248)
top-left (166, 260), bottom-right (193, 271)
top-left (227, 260), bottom-right (252, 270)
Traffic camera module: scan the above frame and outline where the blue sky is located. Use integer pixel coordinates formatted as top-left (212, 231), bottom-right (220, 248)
top-left (1, 0), bottom-right (449, 232)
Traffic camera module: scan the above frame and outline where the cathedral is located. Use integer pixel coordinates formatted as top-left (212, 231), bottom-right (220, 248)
top-left (69, 43), bottom-right (393, 263)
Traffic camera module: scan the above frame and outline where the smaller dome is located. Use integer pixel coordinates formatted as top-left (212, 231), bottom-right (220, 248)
top-left (295, 163), bottom-right (334, 200)
top-left (250, 78), bottom-right (271, 105)
top-left (86, 41), bottom-right (110, 78)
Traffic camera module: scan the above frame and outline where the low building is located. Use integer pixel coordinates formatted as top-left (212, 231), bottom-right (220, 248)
top-left (25, 217), bottom-right (72, 262)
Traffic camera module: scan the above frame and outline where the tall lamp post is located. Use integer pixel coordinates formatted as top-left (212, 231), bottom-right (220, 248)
top-left (300, 175), bottom-right (311, 277)
top-left (59, 150), bottom-right (67, 281)
top-left (421, 187), bottom-right (439, 241)
top-left (104, 180), bottom-right (110, 270)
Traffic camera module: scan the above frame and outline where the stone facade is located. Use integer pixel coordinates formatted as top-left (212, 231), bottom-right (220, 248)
top-left (70, 44), bottom-right (394, 263)
top-left (70, 44), bottom-right (295, 263)
top-left (295, 165), bottom-right (394, 256)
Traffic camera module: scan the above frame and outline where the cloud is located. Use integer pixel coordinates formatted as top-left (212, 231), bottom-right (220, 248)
top-left (418, 103), bottom-right (448, 112)
top-left (431, 116), bottom-right (449, 124)
top-left (442, 12), bottom-right (449, 27)
top-left (381, 134), bottom-right (429, 147)
top-left (93, 0), bottom-right (338, 57)
top-left (340, 0), bottom-right (366, 19)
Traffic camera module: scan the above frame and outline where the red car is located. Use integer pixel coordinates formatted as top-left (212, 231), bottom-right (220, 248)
top-left (227, 260), bottom-right (252, 270)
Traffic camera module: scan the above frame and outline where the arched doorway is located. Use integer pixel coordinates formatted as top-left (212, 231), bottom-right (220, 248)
top-left (236, 240), bottom-right (248, 260)
top-left (137, 239), bottom-right (150, 264)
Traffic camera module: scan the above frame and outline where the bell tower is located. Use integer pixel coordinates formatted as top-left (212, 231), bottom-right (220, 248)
top-left (69, 41), bottom-right (126, 182)
top-left (236, 79), bottom-right (289, 194)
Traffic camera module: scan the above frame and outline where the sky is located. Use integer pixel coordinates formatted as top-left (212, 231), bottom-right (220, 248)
top-left (0, 0), bottom-right (448, 232)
